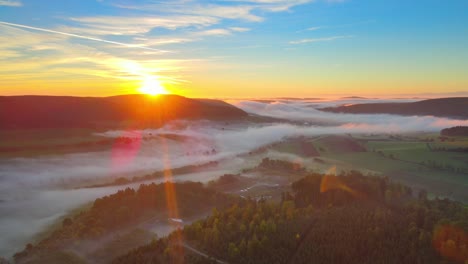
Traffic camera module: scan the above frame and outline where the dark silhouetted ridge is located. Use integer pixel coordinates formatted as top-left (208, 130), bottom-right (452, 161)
top-left (0, 94), bottom-right (248, 129)
top-left (441, 126), bottom-right (468, 137)
top-left (320, 97), bottom-right (468, 118)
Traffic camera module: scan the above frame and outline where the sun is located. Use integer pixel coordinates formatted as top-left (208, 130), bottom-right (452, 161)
top-left (138, 78), bottom-right (169, 96)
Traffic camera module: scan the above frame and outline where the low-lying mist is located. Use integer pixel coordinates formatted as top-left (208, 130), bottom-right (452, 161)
top-left (1, 98), bottom-right (467, 258)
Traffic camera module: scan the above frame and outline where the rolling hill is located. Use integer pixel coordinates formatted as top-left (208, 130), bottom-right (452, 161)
top-left (0, 94), bottom-right (248, 129)
top-left (441, 126), bottom-right (468, 137)
top-left (320, 97), bottom-right (468, 118)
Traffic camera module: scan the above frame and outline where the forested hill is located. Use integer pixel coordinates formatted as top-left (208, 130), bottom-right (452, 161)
top-left (0, 94), bottom-right (248, 129)
top-left (114, 172), bottom-right (468, 264)
top-left (13, 182), bottom-right (235, 264)
top-left (320, 97), bottom-right (468, 118)
top-left (441, 126), bottom-right (468, 137)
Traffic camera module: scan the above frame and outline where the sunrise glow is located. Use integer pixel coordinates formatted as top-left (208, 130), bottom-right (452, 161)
top-left (1, 1), bottom-right (467, 98)
top-left (138, 78), bottom-right (169, 96)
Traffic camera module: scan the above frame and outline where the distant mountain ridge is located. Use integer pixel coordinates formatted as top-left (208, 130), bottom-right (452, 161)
top-left (320, 97), bottom-right (468, 118)
top-left (0, 94), bottom-right (248, 129)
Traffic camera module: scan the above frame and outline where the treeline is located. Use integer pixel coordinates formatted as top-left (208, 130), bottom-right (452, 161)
top-left (258, 158), bottom-right (305, 172)
top-left (85, 161), bottom-right (219, 188)
top-left (420, 160), bottom-right (468, 174)
top-left (14, 182), bottom-right (234, 263)
top-left (430, 147), bottom-right (468, 153)
top-left (114, 171), bottom-right (468, 264)
top-left (441, 126), bottom-right (468, 137)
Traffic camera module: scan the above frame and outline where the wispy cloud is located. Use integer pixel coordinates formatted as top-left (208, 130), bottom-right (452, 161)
top-left (112, 0), bottom-right (315, 23)
top-left (224, 0), bottom-right (312, 11)
top-left (0, 23), bottom-right (191, 88)
top-left (67, 15), bottom-right (220, 36)
top-left (194, 28), bottom-right (232, 37)
top-left (55, 0), bottom-right (330, 49)
top-left (182, 4), bottom-right (263, 22)
top-left (144, 37), bottom-right (195, 46)
top-left (301, 20), bottom-right (376, 32)
top-left (141, 26), bottom-right (250, 46)
top-left (0, 0), bottom-right (351, 95)
top-left (289, 35), bottom-right (353, 44)
top-left (0, 21), bottom-right (169, 52)
top-left (230, 27), bottom-right (251, 32)
top-left (114, 3), bottom-right (262, 22)
top-left (307, 26), bottom-right (323, 31)
top-left (193, 27), bottom-right (251, 37)
top-left (0, 0), bottom-right (22, 7)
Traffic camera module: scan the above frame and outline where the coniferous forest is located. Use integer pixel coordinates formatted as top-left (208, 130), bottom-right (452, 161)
top-left (113, 172), bottom-right (468, 264)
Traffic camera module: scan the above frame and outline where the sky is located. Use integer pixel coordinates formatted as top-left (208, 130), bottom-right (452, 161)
top-left (0, 0), bottom-right (467, 98)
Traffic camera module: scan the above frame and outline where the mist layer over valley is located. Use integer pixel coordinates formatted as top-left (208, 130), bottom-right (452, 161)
top-left (1, 97), bottom-right (468, 260)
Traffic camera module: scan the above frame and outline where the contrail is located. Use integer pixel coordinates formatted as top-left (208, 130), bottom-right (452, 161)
top-left (0, 20), bottom-right (170, 53)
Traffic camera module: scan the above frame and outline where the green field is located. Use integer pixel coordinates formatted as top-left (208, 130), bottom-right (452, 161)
top-left (269, 134), bottom-right (468, 202)
top-left (271, 137), bottom-right (320, 157)
top-left (366, 141), bottom-right (468, 170)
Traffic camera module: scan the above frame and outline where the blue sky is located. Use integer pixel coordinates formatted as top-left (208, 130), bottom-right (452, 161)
top-left (0, 0), bottom-right (467, 97)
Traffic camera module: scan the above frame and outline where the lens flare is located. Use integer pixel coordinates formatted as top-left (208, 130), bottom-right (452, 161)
top-left (111, 130), bottom-right (142, 171)
top-left (158, 135), bottom-right (185, 260)
top-left (433, 225), bottom-right (467, 263)
top-left (320, 166), bottom-right (362, 198)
